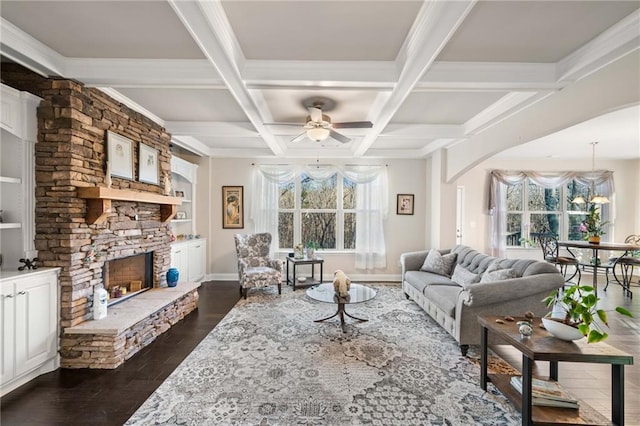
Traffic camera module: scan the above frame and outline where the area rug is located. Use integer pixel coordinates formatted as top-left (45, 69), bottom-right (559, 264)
top-left (126, 284), bottom-right (520, 425)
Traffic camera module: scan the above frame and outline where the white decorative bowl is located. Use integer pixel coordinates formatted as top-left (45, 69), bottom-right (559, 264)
top-left (297, 277), bottom-right (307, 283)
top-left (541, 317), bottom-right (584, 341)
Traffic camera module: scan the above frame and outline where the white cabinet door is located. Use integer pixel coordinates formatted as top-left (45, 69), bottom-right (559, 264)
top-left (171, 245), bottom-right (190, 283)
top-left (14, 273), bottom-right (58, 377)
top-left (188, 241), bottom-right (206, 282)
top-left (1, 283), bottom-right (16, 384)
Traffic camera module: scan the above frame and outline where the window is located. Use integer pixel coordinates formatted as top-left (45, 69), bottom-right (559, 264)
top-left (506, 179), bottom-right (590, 246)
top-left (278, 172), bottom-right (356, 250)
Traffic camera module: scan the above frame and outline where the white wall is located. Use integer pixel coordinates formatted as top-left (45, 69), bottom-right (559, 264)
top-left (456, 157), bottom-right (640, 259)
top-left (201, 158), bottom-right (427, 281)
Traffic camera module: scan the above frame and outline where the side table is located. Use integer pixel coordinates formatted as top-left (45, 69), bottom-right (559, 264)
top-left (286, 256), bottom-right (324, 290)
top-left (478, 315), bottom-right (633, 425)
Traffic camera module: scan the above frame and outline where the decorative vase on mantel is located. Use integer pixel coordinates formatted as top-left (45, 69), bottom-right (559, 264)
top-left (588, 235), bottom-right (601, 244)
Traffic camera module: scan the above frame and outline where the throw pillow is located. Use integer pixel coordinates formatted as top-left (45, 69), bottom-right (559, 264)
top-left (451, 264), bottom-right (481, 288)
top-left (420, 249), bottom-right (457, 277)
top-left (480, 268), bottom-right (517, 283)
top-left (484, 259), bottom-right (507, 274)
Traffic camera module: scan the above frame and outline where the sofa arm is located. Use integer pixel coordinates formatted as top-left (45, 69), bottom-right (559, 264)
top-left (400, 251), bottom-right (429, 278)
top-left (460, 273), bottom-right (564, 307)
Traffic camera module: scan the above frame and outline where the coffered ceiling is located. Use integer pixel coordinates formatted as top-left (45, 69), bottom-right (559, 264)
top-left (1, 1), bottom-right (639, 162)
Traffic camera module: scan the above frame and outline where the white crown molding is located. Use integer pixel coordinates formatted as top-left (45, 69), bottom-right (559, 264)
top-left (419, 139), bottom-right (457, 158)
top-left (167, 121), bottom-right (258, 137)
top-left (242, 60), bottom-right (397, 89)
top-left (169, 0), bottom-right (285, 156)
top-left (170, 136), bottom-right (212, 157)
top-left (353, 0), bottom-right (477, 157)
top-left (365, 148), bottom-right (431, 159)
top-left (418, 61), bottom-right (562, 91)
top-left (557, 9), bottom-right (640, 82)
top-left (207, 147), bottom-right (278, 158)
top-left (0, 17), bottom-right (65, 76)
top-left (95, 87), bottom-right (165, 127)
top-left (65, 58), bottom-right (224, 88)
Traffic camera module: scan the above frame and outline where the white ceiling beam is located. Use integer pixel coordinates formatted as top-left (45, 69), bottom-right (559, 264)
top-left (353, 0), bottom-right (478, 157)
top-left (557, 9), bottom-right (640, 82)
top-left (418, 61), bottom-right (563, 91)
top-left (166, 121), bottom-right (257, 137)
top-left (66, 58), bottom-right (225, 88)
top-left (243, 60), bottom-right (397, 90)
top-left (463, 91), bottom-right (553, 135)
top-left (168, 0), bottom-right (285, 156)
top-left (381, 124), bottom-right (464, 139)
top-left (0, 17), bottom-right (65, 77)
top-left (171, 136), bottom-right (212, 157)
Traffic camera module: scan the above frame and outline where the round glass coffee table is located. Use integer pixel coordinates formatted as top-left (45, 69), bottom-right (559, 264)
top-left (306, 283), bottom-right (377, 333)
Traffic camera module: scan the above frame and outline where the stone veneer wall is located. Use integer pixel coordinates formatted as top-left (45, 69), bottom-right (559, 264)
top-left (2, 65), bottom-right (197, 368)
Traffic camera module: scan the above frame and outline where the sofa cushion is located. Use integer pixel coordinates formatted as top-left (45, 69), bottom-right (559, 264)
top-left (480, 268), bottom-right (517, 283)
top-left (451, 264), bottom-right (480, 288)
top-left (423, 285), bottom-right (462, 318)
top-left (404, 270), bottom-right (458, 293)
top-left (420, 249), bottom-right (457, 276)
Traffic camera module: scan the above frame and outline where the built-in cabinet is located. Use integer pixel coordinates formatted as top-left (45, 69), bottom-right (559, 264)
top-left (170, 239), bottom-right (206, 283)
top-left (1, 268), bottom-right (60, 396)
top-left (170, 156), bottom-right (198, 238)
top-left (1, 84), bottom-right (40, 271)
top-left (169, 156), bottom-right (206, 283)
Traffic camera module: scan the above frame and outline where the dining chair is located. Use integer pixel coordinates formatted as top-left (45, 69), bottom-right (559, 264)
top-left (608, 234), bottom-right (639, 298)
top-left (539, 235), bottom-right (581, 283)
top-left (234, 233), bottom-right (283, 299)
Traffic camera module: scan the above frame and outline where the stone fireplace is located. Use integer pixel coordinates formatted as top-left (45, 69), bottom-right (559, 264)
top-left (2, 64), bottom-right (200, 369)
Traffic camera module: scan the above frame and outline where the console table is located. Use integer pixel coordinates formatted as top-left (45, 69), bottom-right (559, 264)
top-left (286, 257), bottom-right (323, 290)
top-left (478, 315), bottom-right (633, 426)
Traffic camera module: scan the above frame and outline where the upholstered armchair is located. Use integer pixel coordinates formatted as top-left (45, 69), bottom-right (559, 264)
top-left (234, 233), bottom-right (283, 299)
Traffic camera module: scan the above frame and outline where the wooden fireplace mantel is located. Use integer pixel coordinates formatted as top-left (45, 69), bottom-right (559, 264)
top-left (77, 187), bottom-right (182, 225)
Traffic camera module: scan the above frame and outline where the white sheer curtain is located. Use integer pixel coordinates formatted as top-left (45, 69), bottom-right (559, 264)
top-left (488, 170), bottom-right (614, 257)
top-left (250, 165), bottom-right (299, 250)
top-left (251, 164), bottom-right (388, 270)
top-left (344, 165), bottom-right (388, 270)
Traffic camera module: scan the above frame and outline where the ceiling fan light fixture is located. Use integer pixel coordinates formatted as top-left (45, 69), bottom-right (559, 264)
top-left (590, 194), bottom-right (610, 204)
top-left (307, 127), bottom-right (330, 142)
top-left (572, 196), bottom-right (586, 204)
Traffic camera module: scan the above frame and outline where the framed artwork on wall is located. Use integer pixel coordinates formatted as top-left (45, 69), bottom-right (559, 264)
top-left (138, 143), bottom-right (159, 185)
top-left (397, 194), bottom-right (414, 215)
top-left (222, 186), bottom-right (244, 229)
top-left (107, 131), bottom-right (134, 180)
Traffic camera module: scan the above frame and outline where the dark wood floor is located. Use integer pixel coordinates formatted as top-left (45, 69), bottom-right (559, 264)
top-left (1, 276), bottom-right (639, 425)
top-left (1, 281), bottom-right (241, 426)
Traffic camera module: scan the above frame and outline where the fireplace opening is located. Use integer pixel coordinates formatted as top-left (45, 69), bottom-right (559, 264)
top-left (103, 252), bottom-right (153, 306)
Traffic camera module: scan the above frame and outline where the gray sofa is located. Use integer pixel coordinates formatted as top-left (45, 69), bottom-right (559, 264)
top-left (401, 245), bottom-right (564, 355)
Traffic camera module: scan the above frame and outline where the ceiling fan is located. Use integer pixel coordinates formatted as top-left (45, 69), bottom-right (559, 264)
top-left (289, 99), bottom-right (373, 144)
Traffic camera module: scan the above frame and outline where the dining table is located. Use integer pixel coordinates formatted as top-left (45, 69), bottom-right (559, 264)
top-left (557, 240), bottom-right (640, 295)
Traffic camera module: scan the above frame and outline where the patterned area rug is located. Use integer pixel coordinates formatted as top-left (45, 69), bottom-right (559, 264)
top-left (127, 284), bottom-right (520, 425)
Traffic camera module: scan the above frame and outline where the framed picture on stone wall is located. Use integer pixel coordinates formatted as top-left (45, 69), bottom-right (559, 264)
top-left (107, 131), bottom-right (134, 180)
top-left (138, 143), bottom-right (159, 185)
top-left (222, 186), bottom-right (244, 229)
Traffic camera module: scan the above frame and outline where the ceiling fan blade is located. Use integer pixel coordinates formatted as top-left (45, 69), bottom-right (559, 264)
top-left (308, 107), bottom-right (323, 123)
top-left (329, 129), bottom-right (351, 144)
top-left (290, 132), bottom-right (308, 143)
top-left (332, 121), bottom-right (373, 129)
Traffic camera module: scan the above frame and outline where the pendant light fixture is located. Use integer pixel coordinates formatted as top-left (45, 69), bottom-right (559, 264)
top-left (573, 141), bottom-right (609, 205)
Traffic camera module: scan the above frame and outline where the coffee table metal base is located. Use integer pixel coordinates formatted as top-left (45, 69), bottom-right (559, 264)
top-left (314, 302), bottom-right (368, 333)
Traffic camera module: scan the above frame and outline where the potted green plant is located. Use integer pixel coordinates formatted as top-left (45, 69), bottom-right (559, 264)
top-left (579, 205), bottom-right (609, 244)
top-left (305, 241), bottom-right (319, 259)
top-left (542, 284), bottom-right (632, 343)
top-left (519, 237), bottom-right (536, 248)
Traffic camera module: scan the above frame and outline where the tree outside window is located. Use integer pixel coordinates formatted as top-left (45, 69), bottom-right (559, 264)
top-left (278, 173), bottom-right (356, 250)
top-left (506, 179), bottom-right (590, 247)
